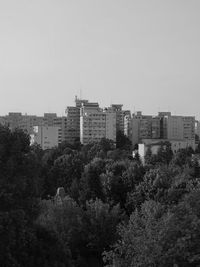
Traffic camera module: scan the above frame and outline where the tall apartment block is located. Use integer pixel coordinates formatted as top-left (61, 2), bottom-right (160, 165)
top-left (80, 101), bottom-right (116, 145)
top-left (106, 104), bottom-right (130, 134)
top-left (64, 106), bottom-right (80, 144)
top-left (128, 112), bottom-right (154, 145)
top-left (158, 113), bottom-right (195, 141)
top-left (64, 97), bottom-right (93, 144)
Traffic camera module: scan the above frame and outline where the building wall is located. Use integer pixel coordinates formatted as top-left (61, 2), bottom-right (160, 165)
top-left (5, 112), bottom-right (22, 131)
top-left (183, 116), bottom-right (195, 140)
top-left (32, 126), bottom-right (61, 150)
top-left (105, 104), bottom-right (130, 134)
top-left (130, 112), bottom-right (195, 147)
top-left (80, 102), bottom-right (116, 145)
top-left (166, 115), bottom-right (195, 141)
top-left (167, 116), bottom-right (184, 140)
top-left (130, 118), bottom-right (140, 146)
top-left (80, 102), bottom-right (104, 145)
top-left (130, 112), bottom-right (153, 145)
top-left (151, 117), bottom-right (161, 138)
top-left (80, 111), bottom-right (106, 145)
top-left (139, 119), bottom-right (152, 139)
top-left (140, 138), bottom-right (195, 156)
top-left (19, 115), bottom-right (43, 134)
top-left (196, 121), bottom-right (200, 139)
top-left (105, 112), bottom-right (116, 142)
top-left (138, 143), bottom-right (160, 165)
top-left (110, 104), bottom-right (123, 132)
top-left (124, 114), bottom-right (131, 137)
top-left (65, 106), bottom-right (80, 144)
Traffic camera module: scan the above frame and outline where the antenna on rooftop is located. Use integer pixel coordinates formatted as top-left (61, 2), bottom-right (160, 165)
top-left (80, 88), bottom-right (82, 100)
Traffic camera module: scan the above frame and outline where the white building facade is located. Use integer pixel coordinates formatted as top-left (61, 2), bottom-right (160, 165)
top-left (80, 102), bottom-right (116, 145)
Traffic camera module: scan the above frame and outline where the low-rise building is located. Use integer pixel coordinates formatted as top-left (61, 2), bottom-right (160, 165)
top-left (138, 138), bottom-right (195, 165)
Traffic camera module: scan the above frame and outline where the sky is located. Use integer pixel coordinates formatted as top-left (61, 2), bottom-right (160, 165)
top-left (0, 0), bottom-right (200, 118)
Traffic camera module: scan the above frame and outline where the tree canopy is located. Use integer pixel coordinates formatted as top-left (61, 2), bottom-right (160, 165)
top-left (1, 125), bottom-right (200, 266)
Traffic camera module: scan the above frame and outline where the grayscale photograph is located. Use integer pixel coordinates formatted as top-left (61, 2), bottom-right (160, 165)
top-left (0, 1), bottom-right (200, 266)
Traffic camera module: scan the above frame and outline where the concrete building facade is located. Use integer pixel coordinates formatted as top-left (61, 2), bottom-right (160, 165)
top-left (105, 111), bottom-right (116, 142)
top-left (65, 106), bottom-right (80, 144)
top-left (106, 104), bottom-right (130, 134)
top-left (80, 102), bottom-right (116, 145)
top-left (31, 126), bottom-right (62, 150)
top-left (129, 111), bottom-right (195, 149)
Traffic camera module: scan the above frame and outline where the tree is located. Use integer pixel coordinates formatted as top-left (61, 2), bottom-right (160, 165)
top-left (79, 158), bottom-right (106, 204)
top-left (37, 197), bottom-right (122, 267)
top-left (195, 141), bottom-right (200, 153)
top-left (0, 126), bottom-right (40, 220)
top-left (116, 130), bottom-right (132, 150)
top-left (156, 141), bottom-right (173, 165)
top-left (37, 196), bottom-right (87, 266)
top-left (42, 150), bottom-right (84, 198)
top-left (144, 146), bottom-right (153, 165)
top-left (104, 191), bottom-right (200, 267)
top-left (0, 126), bottom-right (44, 266)
top-left (101, 160), bottom-right (145, 209)
top-left (80, 138), bottom-right (115, 162)
top-left (83, 199), bottom-right (122, 266)
top-left (103, 200), bottom-right (165, 267)
top-left (158, 191), bottom-right (200, 266)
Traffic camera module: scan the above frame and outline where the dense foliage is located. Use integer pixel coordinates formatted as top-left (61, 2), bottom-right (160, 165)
top-left (1, 125), bottom-right (200, 266)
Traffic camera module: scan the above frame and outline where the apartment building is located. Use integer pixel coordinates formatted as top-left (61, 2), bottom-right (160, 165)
top-left (19, 115), bottom-right (43, 134)
top-left (130, 112), bottom-right (153, 145)
top-left (64, 97), bottom-right (100, 144)
top-left (183, 116), bottom-right (195, 140)
top-left (159, 113), bottom-right (195, 141)
top-left (65, 106), bottom-right (80, 144)
top-left (124, 114), bottom-right (131, 137)
top-left (129, 111), bottom-right (195, 149)
top-left (75, 96), bottom-right (89, 108)
top-left (0, 112), bottom-right (67, 144)
top-left (106, 104), bottom-right (123, 132)
top-left (167, 116), bottom-right (184, 140)
top-left (5, 112), bottom-right (23, 131)
top-left (80, 102), bottom-right (116, 145)
top-left (151, 117), bottom-right (161, 139)
top-left (105, 111), bottom-right (116, 142)
top-left (80, 102), bottom-right (103, 145)
top-left (42, 113), bottom-right (67, 142)
top-left (2, 112), bottom-right (42, 134)
top-left (106, 104), bottom-right (130, 134)
top-left (31, 126), bottom-right (62, 150)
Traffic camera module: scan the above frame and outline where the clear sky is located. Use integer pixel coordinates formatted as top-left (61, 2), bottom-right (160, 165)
top-left (0, 0), bottom-right (200, 117)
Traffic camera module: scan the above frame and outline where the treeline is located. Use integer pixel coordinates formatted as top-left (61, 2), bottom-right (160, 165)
top-left (1, 125), bottom-right (200, 266)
